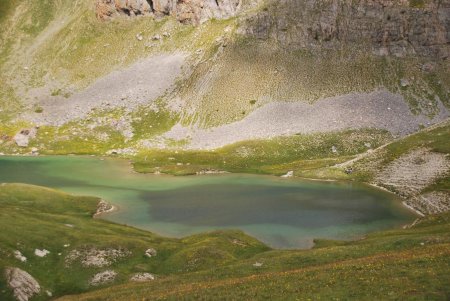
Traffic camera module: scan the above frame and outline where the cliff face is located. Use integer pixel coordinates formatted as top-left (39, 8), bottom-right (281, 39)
top-left (238, 0), bottom-right (450, 59)
top-left (95, 0), bottom-right (449, 58)
top-left (96, 0), bottom-right (246, 24)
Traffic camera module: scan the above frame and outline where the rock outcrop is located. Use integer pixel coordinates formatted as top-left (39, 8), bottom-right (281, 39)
top-left (130, 272), bottom-right (155, 281)
top-left (89, 270), bottom-right (117, 286)
top-left (96, 0), bottom-right (152, 19)
top-left (5, 268), bottom-right (40, 301)
top-left (65, 247), bottom-right (131, 267)
top-left (238, 0), bottom-right (450, 58)
top-left (96, 0), bottom-right (248, 24)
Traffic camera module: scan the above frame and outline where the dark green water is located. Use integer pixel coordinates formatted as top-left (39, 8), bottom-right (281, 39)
top-left (0, 156), bottom-right (416, 248)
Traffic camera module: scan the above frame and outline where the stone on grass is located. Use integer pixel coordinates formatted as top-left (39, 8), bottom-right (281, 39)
top-left (130, 273), bottom-right (155, 282)
top-left (14, 251), bottom-right (27, 262)
top-left (13, 128), bottom-right (38, 147)
top-left (145, 248), bottom-right (157, 258)
top-left (89, 270), bottom-right (117, 286)
top-left (34, 249), bottom-right (50, 257)
top-left (5, 267), bottom-right (40, 301)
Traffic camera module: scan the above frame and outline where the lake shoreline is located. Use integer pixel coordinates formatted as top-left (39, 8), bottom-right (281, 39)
top-left (0, 153), bottom-right (424, 219)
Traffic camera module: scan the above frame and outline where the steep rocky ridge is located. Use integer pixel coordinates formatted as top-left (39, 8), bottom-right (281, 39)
top-left (239, 0), bottom-right (450, 58)
top-left (96, 0), bottom-right (255, 24)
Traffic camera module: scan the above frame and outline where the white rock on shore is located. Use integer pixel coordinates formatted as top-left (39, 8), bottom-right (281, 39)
top-left (281, 171), bottom-right (294, 178)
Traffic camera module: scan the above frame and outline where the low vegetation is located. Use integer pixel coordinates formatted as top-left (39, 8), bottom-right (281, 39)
top-left (0, 184), bottom-right (449, 300)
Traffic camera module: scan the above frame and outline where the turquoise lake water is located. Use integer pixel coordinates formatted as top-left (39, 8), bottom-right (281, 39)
top-left (0, 156), bottom-right (416, 248)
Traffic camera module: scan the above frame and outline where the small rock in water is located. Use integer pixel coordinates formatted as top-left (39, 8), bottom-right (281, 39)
top-left (34, 249), bottom-right (50, 257)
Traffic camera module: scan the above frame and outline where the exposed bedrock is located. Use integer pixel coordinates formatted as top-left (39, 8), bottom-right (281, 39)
top-left (96, 0), bottom-right (247, 24)
top-left (238, 0), bottom-right (450, 58)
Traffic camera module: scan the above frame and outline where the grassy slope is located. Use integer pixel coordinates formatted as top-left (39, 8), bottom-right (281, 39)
top-left (0, 184), bottom-right (449, 301)
top-left (0, 184), bottom-right (268, 301)
top-left (59, 209), bottom-right (450, 300)
top-left (132, 128), bottom-right (392, 175)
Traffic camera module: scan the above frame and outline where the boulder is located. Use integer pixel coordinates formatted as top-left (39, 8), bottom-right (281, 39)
top-left (13, 128), bottom-right (37, 147)
top-left (145, 248), bottom-right (157, 257)
top-left (5, 267), bottom-right (40, 301)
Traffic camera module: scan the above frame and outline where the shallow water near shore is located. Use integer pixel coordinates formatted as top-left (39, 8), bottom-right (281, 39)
top-left (0, 156), bottom-right (416, 248)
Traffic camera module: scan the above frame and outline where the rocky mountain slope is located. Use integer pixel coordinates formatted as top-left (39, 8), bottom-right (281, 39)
top-left (0, 0), bottom-right (448, 185)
